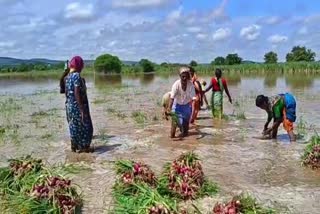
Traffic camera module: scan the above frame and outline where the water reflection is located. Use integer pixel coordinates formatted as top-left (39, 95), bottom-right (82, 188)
top-left (224, 74), bottom-right (241, 86)
top-left (94, 74), bottom-right (122, 89)
top-left (285, 74), bottom-right (314, 89)
top-left (140, 73), bottom-right (155, 85)
top-left (264, 74), bottom-right (278, 88)
top-left (1, 73), bottom-right (320, 96)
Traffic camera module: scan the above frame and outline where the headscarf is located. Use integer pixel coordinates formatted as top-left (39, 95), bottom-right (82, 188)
top-left (69, 56), bottom-right (84, 72)
top-left (179, 66), bottom-right (190, 75)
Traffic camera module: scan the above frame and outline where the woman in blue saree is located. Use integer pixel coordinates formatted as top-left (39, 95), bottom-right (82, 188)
top-left (60, 56), bottom-right (93, 152)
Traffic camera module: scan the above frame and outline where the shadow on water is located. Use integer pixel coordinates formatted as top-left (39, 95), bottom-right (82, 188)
top-left (94, 144), bottom-right (121, 154)
top-left (92, 134), bottom-right (116, 141)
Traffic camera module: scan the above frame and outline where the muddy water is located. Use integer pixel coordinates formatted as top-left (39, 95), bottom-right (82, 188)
top-left (0, 73), bottom-right (320, 214)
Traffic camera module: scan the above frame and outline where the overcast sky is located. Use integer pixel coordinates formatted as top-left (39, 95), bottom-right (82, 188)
top-left (0, 0), bottom-right (319, 63)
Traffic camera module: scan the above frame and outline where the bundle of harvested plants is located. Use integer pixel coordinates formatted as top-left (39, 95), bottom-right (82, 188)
top-left (159, 151), bottom-right (217, 200)
top-left (0, 156), bottom-right (82, 214)
top-left (213, 194), bottom-right (274, 214)
top-left (113, 183), bottom-right (178, 214)
top-left (302, 135), bottom-right (320, 169)
top-left (115, 160), bottom-right (156, 185)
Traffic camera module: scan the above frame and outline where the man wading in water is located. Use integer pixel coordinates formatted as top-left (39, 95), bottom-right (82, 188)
top-left (255, 93), bottom-right (297, 142)
top-left (166, 67), bottom-right (196, 138)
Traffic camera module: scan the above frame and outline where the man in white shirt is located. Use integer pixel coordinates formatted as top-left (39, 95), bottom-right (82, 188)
top-left (167, 66), bottom-right (196, 138)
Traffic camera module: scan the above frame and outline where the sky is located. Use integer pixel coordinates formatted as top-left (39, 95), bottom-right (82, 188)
top-left (0, 0), bottom-right (319, 63)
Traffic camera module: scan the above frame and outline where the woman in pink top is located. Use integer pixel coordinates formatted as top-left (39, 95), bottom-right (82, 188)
top-left (204, 68), bottom-right (232, 119)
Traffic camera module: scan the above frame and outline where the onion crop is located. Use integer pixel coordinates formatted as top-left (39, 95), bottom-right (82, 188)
top-left (115, 160), bottom-right (156, 186)
top-left (302, 135), bottom-right (320, 169)
top-left (0, 156), bottom-right (82, 214)
top-left (213, 194), bottom-right (274, 214)
top-left (159, 152), bottom-right (212, 200)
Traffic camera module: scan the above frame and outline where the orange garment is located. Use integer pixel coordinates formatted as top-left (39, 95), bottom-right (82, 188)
top-left (283, 108), bottom-right (293, 132)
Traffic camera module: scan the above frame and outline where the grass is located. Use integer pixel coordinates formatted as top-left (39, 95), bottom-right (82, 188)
top-left (297, 116), bottom-right (308, 138)
top-left (41, 133), bottom-right (53, 140)
top-left (1, 61), bottom-right (319, 79)
top-left (0, 125), bottom-right (20, 144)
top-left (93, 99), bottom-right (107, 104)
top-left (31, 111), bottom-right (50, 117)
top-left (232, 100), bottom-right (247, 120)
top-left (0, 97), bottom-right (25, 144)
top-left (56, 163), bottom-right (93, 175)
top-left (131, 111), bottom-right (147, 124)
top-left (0, 98), bottom-right (22, 113)
top-left (0, 67), bottom-right (94, 78)
top-left (107, 108), bottom-right (127, 120)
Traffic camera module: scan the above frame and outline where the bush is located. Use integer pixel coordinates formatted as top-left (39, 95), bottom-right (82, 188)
top-left (139, 59), bottom-right (154, 73)
top-left (94, 54), bottom-right (122, 73)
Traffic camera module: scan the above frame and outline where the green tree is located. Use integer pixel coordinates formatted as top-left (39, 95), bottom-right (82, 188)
top-left (286, 46), bottom-right (316, 62)
top-left (225, 54), bottom-right (242, 65)
top-left (189, 60), bottom-right (198, 67)
top-left (212, 56), bottom-right (225, 65)
top-left (264, 51), bottom-right (278, 64)
top-left (94, 54), bottom-right (122, 73)
top-left (139, 59), bottom-right (155, 73)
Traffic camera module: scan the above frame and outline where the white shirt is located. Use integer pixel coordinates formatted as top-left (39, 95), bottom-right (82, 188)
top-left (170, 80), bottom-right (196, 105)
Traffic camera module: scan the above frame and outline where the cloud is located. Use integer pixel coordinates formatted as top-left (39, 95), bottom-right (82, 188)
top-left (259, 16), bottom-right (285, 25)
top-left (298, 27), bottom-right (308, 35)
top-left (166, 6), bottom-right (183, 22)
top-left (0, 0), bottom-right (319, 63)
top-left (212, 28), bottom-right (231, 41)
top-left (268, 34), bottom-right (288, 44)
top-left (186, 26), bottom-right (201, 33)
top-left (8, 17), bottom-right (56, 33)
top-left (208, 0), bottom-right (230, 23)
top-left (0, 0), bottom-right (23, 5)
top-left (196, 33), bottom-right (208, 40)
top-left (64, 2), bottom-right (94, 21)
top-left (240, 25), bottom-right (261, 41)
top-left (111, 0), bottom-right (174, 10)
top-left (0, 41), bottom-right (15, 48)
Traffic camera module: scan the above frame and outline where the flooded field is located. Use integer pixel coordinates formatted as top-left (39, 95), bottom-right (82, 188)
top-left (0, 73), bottom-right (320, 214)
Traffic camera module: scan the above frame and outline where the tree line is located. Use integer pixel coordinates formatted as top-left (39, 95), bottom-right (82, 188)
top-left (0, 46), bottom-right (317, 74)
top-left (0, 62), bottom-right (65, 73)
top-left (211, 46), bottom-right (316, 65)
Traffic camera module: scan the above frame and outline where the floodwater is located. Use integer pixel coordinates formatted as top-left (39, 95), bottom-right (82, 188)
top-left (0, 72), bottom-right (320, 214)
